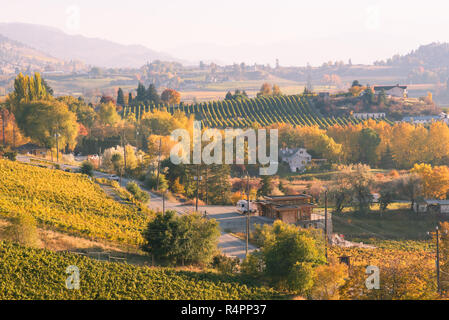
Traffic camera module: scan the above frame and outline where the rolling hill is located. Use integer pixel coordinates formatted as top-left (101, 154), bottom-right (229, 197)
top-left (0, 23), bottom-right (181, 68)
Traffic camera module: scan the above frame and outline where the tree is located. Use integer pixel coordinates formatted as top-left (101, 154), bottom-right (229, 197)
top-left (257, 83), bottom-right (272, 97)
top-left (57, 96), bottom-right (96, 128)
top-left (4, 213), bottom-right (40, 247)
top-left (111, 153), bottom-right (123, 176)
top-left (161, 89), bottom-right (181, 105)
top-left (14, 100), bottom-right (78, 150)
top-left (258, 175), bottom-right (274, 198)
top-left (411, 163), bottom-right (449, 200)
top-left (99, 95), bottom-right (115, 105)
top-left (145, 172), bottom-right (169, 191)
top-left (126, 181), bottom-right (150, 203)
top-left (310, 260), bottom-right (348, 300)
top-left (80, 161), bottom-right (94, 176)
top-left (146, 83), bottom-right (160, 104)
top-left (142, 211), bottom-right (220, 266)
top-left (207, 165), bottom-right (232, 205)
top-left (97, 102), bottom-right (120, 126)
top-left (244, 221), bottom-right (325, 294)
top-left (396, 173), bottom-right (423, 211)
top-left (170, 177), bottom-right (185, 194)
top-left (272, 84), bottom-right (282, 96)
top-left (117, 88), bottom-right (125, 106)
top-left (136, 83), bottom-right (146, 102)
top-left (358, 128), bottom-right (380, 166)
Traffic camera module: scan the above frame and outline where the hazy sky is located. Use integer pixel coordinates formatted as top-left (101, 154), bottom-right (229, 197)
top-left (1, 0), bottom-right (449, 66)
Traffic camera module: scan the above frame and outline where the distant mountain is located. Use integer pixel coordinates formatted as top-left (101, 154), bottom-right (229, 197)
top-left (0, 33), bottom-right (78, 74)
top-left (0, 23), bottom-right (181, 68)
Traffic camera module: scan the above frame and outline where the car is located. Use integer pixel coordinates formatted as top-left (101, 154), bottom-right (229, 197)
top-left (109, 175), bottom-right (120, 181)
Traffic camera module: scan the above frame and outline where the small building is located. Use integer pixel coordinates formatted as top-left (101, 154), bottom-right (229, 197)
top-left (402, 112), bottom-right (449, 124)
top-left (353, 112), bottom-right (386, 120)
top-left (16, 143), bottom-right (47, 156)
top-left (374, 84), bottom-right (408, 98)
top-left (255, 194), bottom-right (316, 224)
top-left (279, 148), bottom-right (312, 173)
top-left (413, 200), bottom-right (449, 214)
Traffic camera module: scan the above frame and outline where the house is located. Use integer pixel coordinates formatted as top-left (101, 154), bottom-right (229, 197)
top-left (402, 113), bottom-right (449, 124)
top-left (255, 195), bottom-right (317, 225)
top-left (279, 148), bottom-right (312, 173)
top-left (353, 112), bottom-right (386, 120)
top-left (16, 143), bottom-right (47, 156)
top-left (374, 84), bottom-right (408, 98)
top-left (413, 200), bottom-right (449, 214)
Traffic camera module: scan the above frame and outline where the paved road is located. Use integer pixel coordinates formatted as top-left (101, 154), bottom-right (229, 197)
top-left (16, 155), bottom-right (265, 260)
top-left (146, 191), bottom-right (272, 260)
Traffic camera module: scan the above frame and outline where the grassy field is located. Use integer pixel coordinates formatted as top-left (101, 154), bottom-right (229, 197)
top-left (332, 209), bottom-right (448, 241)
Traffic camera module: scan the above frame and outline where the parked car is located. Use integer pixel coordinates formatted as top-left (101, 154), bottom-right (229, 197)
top-left (109, 175), bottom-right (120, 182)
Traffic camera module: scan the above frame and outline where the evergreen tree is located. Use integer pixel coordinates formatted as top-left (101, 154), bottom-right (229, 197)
top-left (136, 83), bottom-right (146, 102)
top-left (147, 84), bottom-right (160, 104)
top-left (258, 175), bottom-right (274, 197)
top-left (128, 92), bottom-right (133, 105)
top-left (117, 88), bottom-right (125, 106)
top-left (380, 145), bottom-right (395, 169)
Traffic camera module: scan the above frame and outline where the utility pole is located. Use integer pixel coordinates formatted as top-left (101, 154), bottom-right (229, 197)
top-left (162, 191), bottom-right (166, 214)
top-left (246, 172), bottom-right (250, 258)
top-left (122, 130), bottom-right (127, 172)
top-left (194, 164), bottom-right (202, 212)
top-left (437, 226), bottom-right (441, 295)
top-left (55, 133), bottom-right (59, 163)
top-left (324, 189), bottom-right (328, 260)
top-left (156, 138), bottom-right (162, 191)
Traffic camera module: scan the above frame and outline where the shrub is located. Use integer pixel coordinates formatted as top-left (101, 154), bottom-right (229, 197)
top-left (3, 151), bottom-right (17, 161)
top-left (211, 254), bottom-right (240, 274)
top-left (80, 161), bottom-right (94, 176)
top-left (142, 211), bottom-right (220, 266)
top-left (126, 181), bottom-right (149, 203)
top-left (4, 214), bottom-right (40, 247)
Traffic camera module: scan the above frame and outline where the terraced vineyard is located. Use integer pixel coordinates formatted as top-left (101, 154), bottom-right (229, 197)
top-left (0, 241), bottom-right (284, 300)
top-left (123, 95), bottom-right (362, 128)
top-left (0, 160), bottom-right (152, 246)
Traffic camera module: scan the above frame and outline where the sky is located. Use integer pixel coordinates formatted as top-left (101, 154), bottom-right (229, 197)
top-left (1, 0), bottom-right (449, 66)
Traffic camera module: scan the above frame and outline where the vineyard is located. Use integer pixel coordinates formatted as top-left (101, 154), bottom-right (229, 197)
top-left (0, 241), bottom-right (284, 300)
top-left (123, 95), bottom-right (363, 128)
top-left (329, 243), bottom-right (439, 299)
top-left (0, 160), bottom-right (152, 246)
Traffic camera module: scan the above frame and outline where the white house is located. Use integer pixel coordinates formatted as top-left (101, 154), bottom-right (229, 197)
top-left (413, 200), bottom-right (449, 214)
top-left (280, 148), bottom-right (312, 173)
top-left (402, 113), bottom-right (449, 124)
top-left (374, 85), bottom-right (408, 98)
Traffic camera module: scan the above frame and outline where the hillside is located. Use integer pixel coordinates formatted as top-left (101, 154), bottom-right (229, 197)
top-left (0, 34), bottom-right (74, 74)
top-left (0, 241), bottom-right (283, 300)
top-left (377, 42), bottom-right (449, 69)
top-left (124, 95), bottom-right (362, 128)
top-left (0, 23), bottom-right (181, 68)
top-left (0, 160), bottom-right (151, 246)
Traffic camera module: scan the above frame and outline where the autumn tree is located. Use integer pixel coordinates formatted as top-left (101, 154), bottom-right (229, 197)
top-left (14, 100), bottom-right (78, 150)
top-left (411, 163), bottom-right (449, 200)
top-left (257, 83), bottom-right (272, 97)
top-left (161, 89), bottom-right (181, 105)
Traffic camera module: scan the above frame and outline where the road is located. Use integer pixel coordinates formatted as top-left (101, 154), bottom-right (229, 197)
top-left (16, 155), bottom-right (266, 260)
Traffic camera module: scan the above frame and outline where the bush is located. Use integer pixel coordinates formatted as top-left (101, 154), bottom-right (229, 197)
top-left (126, 181), bottom-right (150, 203)
top-left (3, 151), bottom-right (17, 161)
top-left (142, 211), bottom-right (220, 266)
top-left (145, 173), bottom-right (168, 191)
top-left (4, 214), bottom-right (40, 247)
top-left (80, 161), bottom-right (94, 176)
top-left (211, 254), bottom-right (240, 274)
